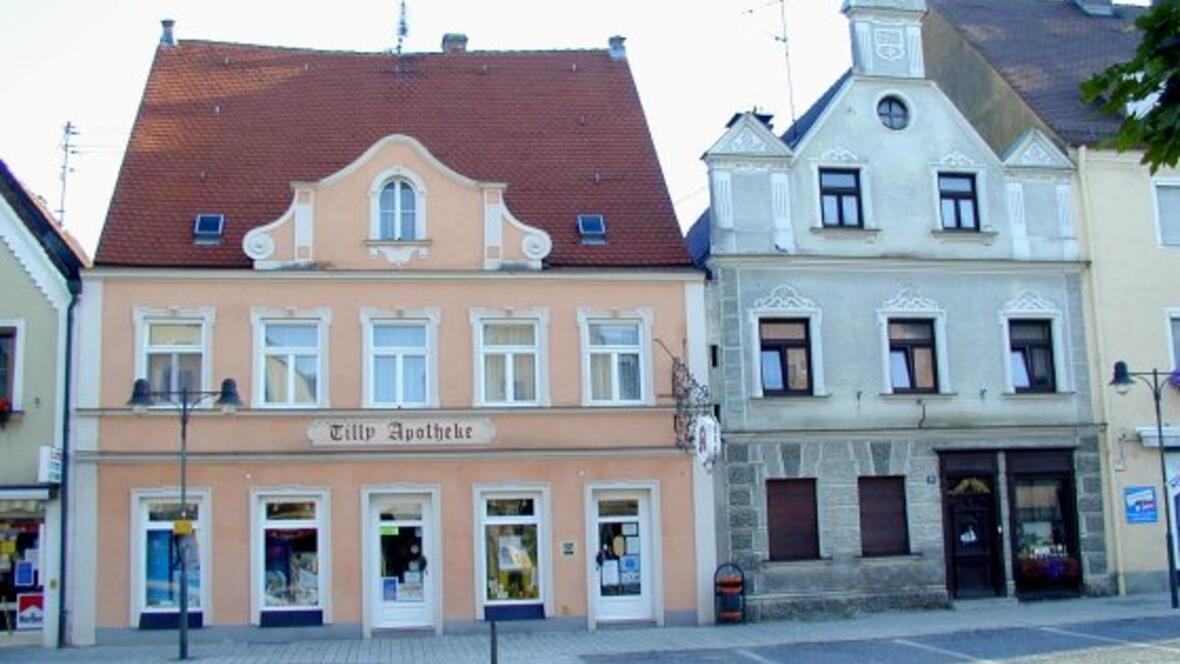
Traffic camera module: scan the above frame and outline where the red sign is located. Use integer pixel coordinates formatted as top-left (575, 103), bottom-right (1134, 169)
top-left (17, 593), bottom-right (43, 631)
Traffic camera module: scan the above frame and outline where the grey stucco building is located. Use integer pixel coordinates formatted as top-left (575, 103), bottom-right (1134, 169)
top-left (688, 0), bottom-right (1111, 619)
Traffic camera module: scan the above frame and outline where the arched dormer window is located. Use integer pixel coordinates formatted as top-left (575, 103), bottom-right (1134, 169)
top-left (378, 179), bottom-right (418, 241)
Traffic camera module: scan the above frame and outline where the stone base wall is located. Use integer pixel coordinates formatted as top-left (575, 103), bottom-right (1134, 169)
top-left (746, 588), bottom-right (949, 622)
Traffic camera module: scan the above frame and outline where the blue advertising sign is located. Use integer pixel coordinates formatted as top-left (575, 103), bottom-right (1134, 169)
top-left (1125, 486), bottom-right (1159, 524)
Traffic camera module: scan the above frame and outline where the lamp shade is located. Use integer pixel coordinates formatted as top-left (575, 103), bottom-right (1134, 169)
top-left (1110, 361), bottom-right (1135, 394)
top-left (126, 378), bottom-right (155, 408)
top-left (215, 378), bottom-right (243, 410)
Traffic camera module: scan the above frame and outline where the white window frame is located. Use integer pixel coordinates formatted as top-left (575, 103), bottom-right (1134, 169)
top-left (470, 308), bottom-right (550, 407)
top-left (361, 307), bottom-right (440, 409)
top-left (998, 293), bottom-right (1072, 394)
top-left (877, 290), bottom-right (951, 395)
top-left (472, 484), bottom-right (552, 617)
top-left (811, 159), bottom-right (874, 229)
top-left (577, 309), bottom-right (654, 406)
top-left (1152, 177), bottom-right (1180, 247)
top-left (1166, 308), bottom-right (1180, 369)
top-left (129, 488), bottom-right (213, 625)
top-left (746, 286), bottom-right (827, 398)
top-left (250, 488), bottom-right (332, 625)
top-left (251, 307), bottom-right (332, 409)
top-left (133, 308), bottom-right (216, 403)
top-left (0, 318), bottom-right (25, 411)
top-left (369, 168), bottom-right (428, 242)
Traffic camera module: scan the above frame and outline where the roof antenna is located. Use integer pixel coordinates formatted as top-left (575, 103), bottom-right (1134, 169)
top-left (396, 0), bottom-right (409, 54)
top-left (776, 0), bottom-right (798, 123)
top-left (57, 121), bottom-right (78, 224)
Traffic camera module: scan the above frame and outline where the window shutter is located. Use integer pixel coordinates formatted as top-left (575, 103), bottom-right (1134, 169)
top-left (766, 479), bottom-right (819, 560)
top-left (858, 476), bottom-right (909, 556)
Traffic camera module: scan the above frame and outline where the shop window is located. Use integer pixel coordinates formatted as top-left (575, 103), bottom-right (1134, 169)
top-left (144, 322), bottom-right (204, 395)
top-left (480, 494), bottom-right (542, 610)
top-left (1012, 477), bottom-right (1080, 594)
top-left (766, 479), bottom-right (819, 561)
top-left (258, 496), bottom-right (324, 626)
top-left (134, 494), bottom-right (207, 628)
top-left (369, 322), bottom-right (428, 406)
top-left (0, 326), bottom-right (15, 402)
top-left (938, 173), bottom-right (979, 231)
top-left (586, 321), bottom-right (643, 404)
top-left (818, 168), bottom-right (863, 228)
top-left (261, 322), bottom-right (321, 406)
top-left (888, 319), bottom-right (938, 393)
top-left (858, 477), bottom-right (909, 556)
top-left (480, 322), bottom-right (539, 405)
top-left (1009, 320), bottom-right (1056, 393)
top-left (759, 319), bottom-right (812, 396)
top-left (0, 514), bottom-right (43, 626)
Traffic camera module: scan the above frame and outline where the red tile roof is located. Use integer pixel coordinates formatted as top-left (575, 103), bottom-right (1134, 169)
top-left (96, 40), bottom-right (692, 268)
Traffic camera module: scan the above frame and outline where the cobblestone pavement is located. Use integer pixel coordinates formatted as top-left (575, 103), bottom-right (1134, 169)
top-left (1, 594), bottom-right (1177, 663)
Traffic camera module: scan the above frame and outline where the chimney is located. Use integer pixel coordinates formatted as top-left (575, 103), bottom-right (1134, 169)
top-left (441, 33), bottom-right (468, 54)
top-left (160, 19), bottom-right (176, 47)
top-left (608, 35), bottom-right (626, 61)
top-left (1073, 0), bottom-right (1113, 15)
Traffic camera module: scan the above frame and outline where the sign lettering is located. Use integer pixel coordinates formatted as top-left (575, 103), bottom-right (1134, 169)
top-left (309, 417), bottom-right (495, 446)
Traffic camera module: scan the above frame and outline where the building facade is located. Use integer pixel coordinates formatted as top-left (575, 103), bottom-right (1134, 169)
top-left (924, 0), bottom-right (1180, 595)
top-left (690, 0), bottom-right (1110, 619)
top-left (67, 29), bottom-right (713, 645)
top-left (0, 159), bottom-right (85, 646)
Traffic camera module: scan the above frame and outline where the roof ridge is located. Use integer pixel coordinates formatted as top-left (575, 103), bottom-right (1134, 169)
top-left (171, 38), bottom-right (611, 58)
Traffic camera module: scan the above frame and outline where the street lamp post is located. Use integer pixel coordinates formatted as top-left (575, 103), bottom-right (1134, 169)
top-left (127, 377), bottom-right (242, 660)
top-left (1110, 361), bottom-right (1179, 609)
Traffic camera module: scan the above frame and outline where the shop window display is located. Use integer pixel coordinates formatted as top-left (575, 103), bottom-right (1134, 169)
top-left (261, 500), bottom-right (320, 609)
top-left (143, 502), bottom-right (201, 611)
top-left (1, 517), bottom-right (42, 630)
top-left (1012, 477), bottom-right (1080, 594)
top-left (483, 497), bottom-right (540, 603)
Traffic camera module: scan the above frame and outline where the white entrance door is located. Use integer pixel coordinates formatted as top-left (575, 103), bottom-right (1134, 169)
top-left (592, 491), bottom-right (654, 622)
top-left (371, 495), bottom-right (433, 629)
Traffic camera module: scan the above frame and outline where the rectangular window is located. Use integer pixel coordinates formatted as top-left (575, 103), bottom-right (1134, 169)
top-left (766, 479), bottom-right (819, 561)
top-left (1009, 320), bottom-right (1056, 393)
top-left (938, 173), bottom-right (979, 231)
top-left (260, 498), bottom-right (322, 611)
top-left (0, 327), bottom-right (14, 401)
top-left (145, 322), bottom-right (203, 395)
top-left (482, 322), bottom-right (538, 404)
top-left (819, 169), bottom-right (863, 228)
top-left (262, 322), bottom-right (320, 406)
top-left (587, 322), bottom-right (642, 403)
top-left (142, 500), bottom-right (202, 612)
top-left (482, 495), bottom-right (541, 604)
top-left (1156, 183), bottom-right (1180, 246)
top-left (370, 322), bottom-right (428, 406)
top-left (759, 319), bottom-right (812, 396)
top-left (858, 477), bottom-right (909, 556)
top-left (888, 319), bottom-right (937, 393)
top-left (1172, 316), bottom-right (1180, 369)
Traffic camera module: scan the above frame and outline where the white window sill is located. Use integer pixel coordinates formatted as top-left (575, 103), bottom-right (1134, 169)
top-left (879, 392), bottom-right (957, 400)
top-left (255, 403), bottom-right (327, 410)
top-left (856, 552), bottom-right (924, 563)
top-left (584, 400), bottom-right (649, 408)
top-left (477, 402), bottom-right (542, 409)
top-left (365, 239), bottom-right (432, 247)
top-left (931, 229), bottom-right (998, 243)
top-left (810, 226), bottom-right (881, 240)
top-left (750, 393), bottom-right (833, 401)
top-left (1002, 390), bottom-right (1076, 399)
top-left (365, 403), bottom-right (431, 410)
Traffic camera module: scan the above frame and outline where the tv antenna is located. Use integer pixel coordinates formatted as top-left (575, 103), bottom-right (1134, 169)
top-left (396, 1), bottom-right (408, 54)
top-left (57, 121), bottom-right (78, 224)
top-left (776, 0), bottom-right (798, 123)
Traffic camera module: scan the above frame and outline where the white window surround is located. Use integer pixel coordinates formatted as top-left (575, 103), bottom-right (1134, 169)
top-left (471, 484), bottom-right (553, 617)
top-left (997, 292), bottom-right (1073, 395)
top-left (877, 288), bottom-right (951, 395)
top-left (928, 163), bottom-right (992, 233)
top-left (469, 308), bottom-right (550, 407)
top-left (576, 309), bottom-right (655, 407)
top-left (873, 90), bottom-right (918, 131)
top-left (128, 488), bottom-right (213, 626)
top-left (745, 285), bottom-right (827, 398)
top-left (1151, 177), bottom-right (1180, 247)
top-left (810, 154), bottom-right (874, 230)
top-left (360, 307), bottom-right (441, 409)
top-left (1167, 308), bottom-right (1180, 369)
top-left (132, 308), bottom-right (216, 401)
top-left (250, 307), bottom-right (332, 409)
top-left (0, 318), bottom-right (25, 411)
top-left (369, 167), bottom-right (427, 242)
top-left (249, 488), bottom-right (332, 625)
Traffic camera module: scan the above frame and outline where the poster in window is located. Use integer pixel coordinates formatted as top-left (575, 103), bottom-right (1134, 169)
top-left (382, 577), bottom-right (398, 602)
top-left (14, 560), bottom-right (35, 587)
top-left (600, 559), bottom-right (620, 587)
top-left (625, 536), bottom-right (640, 555)
top-left (621, 523), bottom-right (638, 536)
top-left (16, 593), bottom-right (43, 631)
top-left (498, 535), bottom-right (530, 572)
top-left (619, 555), bottom-right (640, 574)
top-left (1125, 486), bottom-right (1159, 524)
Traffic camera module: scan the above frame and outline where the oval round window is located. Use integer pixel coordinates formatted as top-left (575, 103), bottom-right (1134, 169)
top-left (877, 96), bottom-right (909, 130)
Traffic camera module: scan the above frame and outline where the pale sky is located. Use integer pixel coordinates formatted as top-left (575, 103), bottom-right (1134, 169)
top-left (0, 0), bottom-right (853, 255)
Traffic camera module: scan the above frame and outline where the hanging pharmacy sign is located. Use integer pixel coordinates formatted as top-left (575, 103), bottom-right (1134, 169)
top-left (308, 417), bottom-right (496, 446)
top-left (693, 415), bottom-right (721, 469)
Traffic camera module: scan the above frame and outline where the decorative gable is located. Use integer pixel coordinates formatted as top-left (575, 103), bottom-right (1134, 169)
top-left (703, 113), bottom-right (793, 164)
top-left (242, 134), bottom-right (552, 271)
top-left (1003, 129), bottom-right (1073, 172)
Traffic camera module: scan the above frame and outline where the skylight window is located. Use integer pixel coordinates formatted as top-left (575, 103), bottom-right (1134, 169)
top-left (193, 213), bottom-right (225, 244)
top-left (577, 214), bottom-right (606, 244)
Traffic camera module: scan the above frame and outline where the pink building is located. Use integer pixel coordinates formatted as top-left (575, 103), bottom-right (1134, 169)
top-left (65, 26), bottom-right (714, 644)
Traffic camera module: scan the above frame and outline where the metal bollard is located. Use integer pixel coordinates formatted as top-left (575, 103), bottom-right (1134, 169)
top-left (490, 619), bottom-right (498, 664)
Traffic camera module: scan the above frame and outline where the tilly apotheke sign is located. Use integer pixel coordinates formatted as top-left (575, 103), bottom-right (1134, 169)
top-left (308, 417), bottom-right (496, 446)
